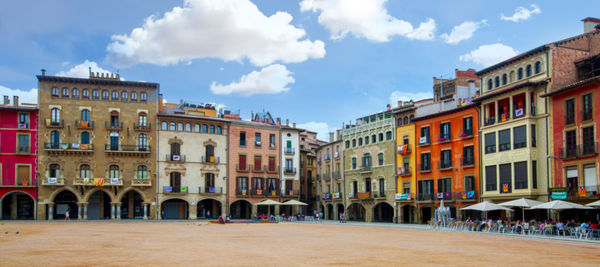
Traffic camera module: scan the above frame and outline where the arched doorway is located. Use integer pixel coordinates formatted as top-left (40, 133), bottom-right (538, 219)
top-left (420, 206), bottom-right (433, 224)
top-left (230, 200), bottom-right (251, 219)
top-left (121, 191), bottom-right (144, 219)
top-left (198, 199), bottom-right (221, 219)
top-left (88, 190), bottom-right (112, 220)
top-left (161, 199), bottom-right (189, 219)
top-left (373, 202), bottom-right (394, 222)
top-left (326, 204), bottom-right (334, 220)
top-left (1, 192), bottom-right (35, 220)
top-left (401, 205), bottom-right (415, 223)
top-left (336, 203), bottom-right (344, 220)
top-left (347, 203), bottom-right (365, 221)
top-left (53, 190), bottom-right (78, 220)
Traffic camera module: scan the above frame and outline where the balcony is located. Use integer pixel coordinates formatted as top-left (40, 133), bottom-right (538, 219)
top-left (417, 193), bottom-right (434, 201)
top-left (349, 192), bottom-right (358, 200)
top-left (199, 186), bottom-right (223, 194)
top-left (438, 161), bottom-right (454, 171)
top-left (132, 178), bottom-right (152, 186)
top-left (41, 177), bottom-right (65, 186)
top-left (357, 192), bottom-right (372, 200)
top-left (45, 119), bottom-right (64, 128)
top-left (283, 189), bottom-right (300, 197)
top-left (236, 164), bottom-right (249, 172)
top-left (164, 186), bottom-right (188, 193)
top-left (333, 171), bottom-right (341, 179)
top-left (399, 167), bottom-right (411, 176)
top-left (104, 145), bottom-right (151, 156)
top-left (133, 123), bottom-right (152, 132)
top-left (75, 120), bottom-right (94, 129)
top-left (105, 121), bottom-right (123, 131)
top-left (201, 156), bottom-right (220, 164)
top-left (418, 137), bottom-right (431, 146)
top-left (73, 178), bottom-right (123, 186)
top-left (252, 189), bottom-right (279, 197)
top-left (236, 188), bottom-right (249, 196)
top-left (265, 165), bottom-right (279, 174)
top-left (360, 165), bottom-right (372, 173)
top-left (581, 142), bottom-right (599, 156)
top-left (418, 163), bottom-right (431, 173)
top-left (397, 145), bottom-right (411, 155)
top-left (438, 133), bottom-right (451, 143)
top-left (167, 154), bottom-right (186, 162)
top-left (322, 173), bottom-right (331, 180)
top-left (284, 147), bottom-right (295, 155)
top-left (460, 129), bottom-right (473, 139)
top-left (44, 143), bottom-right (93, 154)
top-left (284, 167), bottom-right (297, 175)
top-left (461, 157), bottom-right (474, 168)
top-left (16, 146), bottom-right (31, 154)
top-left (250, 164), bottom-right (265, 173)
top-left (559, 143), bottom-right (599, 159)
top-left (484, 117), bottom-right (495, 126)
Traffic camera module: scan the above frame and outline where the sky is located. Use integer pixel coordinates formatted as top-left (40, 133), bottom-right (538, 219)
top-left (0, 0), bottom-right (595, 140)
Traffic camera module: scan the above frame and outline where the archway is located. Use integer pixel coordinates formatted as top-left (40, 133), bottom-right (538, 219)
top-left (336, 203), bottom-right (344, 220)
top-left (120, 190), bottom-right (144, 219)
top-left (347, 203), bottom-right (365, 221)
top-left (1, 192), bottom-right (34, 220)
top-left (161, 199), bottom-right (189, 219)
top-left (53, 190), bottom-right (79, 220)
top-left (319, 204), bottom-right (325, 218)
top-left (373, 202), bottom-right (394, 222)
top-left (230, 200), bottom-right (251, 219)
top-left (326, 204), bottom-right (334, 220)
top-left (197, 199), bottom-right (221, 219)
top-left (420, 206), bottom-right (433, 224)
top-left (88, 190), bottom-right (112, 220)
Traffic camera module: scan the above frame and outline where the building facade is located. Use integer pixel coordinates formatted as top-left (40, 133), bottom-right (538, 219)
top-left (392, 101), bottom-right (417, 223)
top-left (315, 133), bottom-right (344, 220)
top-left (37, 71), bottom-right (158, 220)
top-left (0, 96), bottom-right (38, 220)
top-left (280, 126), bottom-right (301, 215)
top-left (157, 103), bottom-right (228, 219)
top-left (298, 129), bottom-right (322, 215)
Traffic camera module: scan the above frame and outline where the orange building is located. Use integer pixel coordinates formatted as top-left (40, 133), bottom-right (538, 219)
top-left (414, 105), bottom-right (480, 223)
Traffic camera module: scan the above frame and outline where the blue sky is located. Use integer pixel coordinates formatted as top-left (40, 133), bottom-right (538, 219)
top-left (0, 0), bottom-right (595, 140)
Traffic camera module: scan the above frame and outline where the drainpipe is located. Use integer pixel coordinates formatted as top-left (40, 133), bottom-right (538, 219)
top-left (545, 51), bottom-right (551, 202)
top-left (226, 123), bottom-right (230, 217)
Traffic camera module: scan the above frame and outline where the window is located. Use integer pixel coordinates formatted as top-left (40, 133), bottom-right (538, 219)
top-left (371, 135), bottom-right (376, 143)
top-left (18, 113), bottom-right (29, 128)
top-left (365, 136), bottom-right (369, 145)
top-left (463, 146), bottom-right (474, 166)
top-left (352, 158), bottom-right (357, 169)
top-left (532, 161), bottom-right (537, 189)
top-left (404, 116), bottom-right (409, 125)
top-left (513, 126), bottom-right (527, 149)
top-left (410, 115), bottom-right (414, 122)
top-left (51, 108), bottom-right (60, 124)
top-left (177, 122), bottom-right (183, 131)
top-left (161, 121), bottom-right (167, 130)
top-left (378, 153), bottom-right (384, 166)
top-left (238, 154), bottom-right (247, 169)
top-left (50, 130), bottom-right (60, 148)
top-left (502, 74), bottom-right (507, 85)
top-left (194, 124), bottom-right (200, 132)
top-left (140, 92), bottom-right (147, 101)
top-left (109, 165), bottom-right (120, 179)
top-left (112, 90), bottom-right (119, 100)
top-left (378, 178), bottom-right (385, 195)
top-left (345, 141), bottom-right (350, 149)
top-left (82, 89), bottom-right (89, 99)
top-left (138, 113), bottom-right (147, 127)
top-left (487, 79), bottom-right (493, 90)
top-left (110, 111), bottom-right (119, 128)
top-left (352, 139), bottom-right (356, 147)
top-left (285, 159), bottom-right (293, 171)
top-left (171, 142), bottom-right (180, 156)
top-left (582, 93), bottom-right (593, 121)
top-left (565, 99), bottom-right (575, 124)
top-left (582, 126), bottom-right (595, 154)
top-left (51, 87), bottom-right (59, 97)
top-left (137, 166), bottom-right (148, 179)
top-left (81, 109), bottom-right (90, 123)
top-left (495, 76), bottom-right (500, 87)
top-left (386, 131), bottom-right (392, 140)
top-left (464, 176), bottom-right (475, 191)
top-left (584, 164), bottom-right (597, 189)
top-left (217, 126), bottom-right (222, 134)
top-left (72, 88), bottom-right (79, 98)
top-left (531, 124), bottom-right (536, 147)
top-left (255, 133), bottom-right (261, 146)
top-left (92, 89), bottom-right (99, 99)
top-left (170, 172), bottom-right (181, 188)
top-left (397, 118), bottom-right (403, 126)
top-left (526, 65), bottom-right (532, 77)
top-left (438, 178), bottom-right (452, 194)
top-left (358, 138), bottom-right (363, 146)
top-left (138, 134), bottom-right (147, 150)
top-left (420, 153), bottom-right (431, 171)
top-left (268, 157), bottom-right (276, 171)
top-left (514, 161), bottom-right (528, 189)
top-left (485, 165), bottom-right (497, 191)
top-left (81, 132), bottom-right (90, 145)
top-left (131, 91), bottom-right (137, 101)
top-left (534, 61), bottom-right (541, 74)
top-left (499, 129), bottom-right (511, 151)
top-left (485, 132), bottom-right (496, 154)
top-left (49, 164), bottom-right (60, 178)
top-left (518, 68), bottom-right (523, 80)
top-left (205, 173), bottom-right (215, 189)
top-left (439, 122), bottom-right (450, 140)
top-left (202, 124), bottom-right (208, 133)
top-left (440, 150), bottom-right (452, 169)
top-left (240, 132), bottom-right (246, 146)
top-left (169, 122), bottom-right (175, 131)
top-left (102, 90), bottom-right (109, 100)
top-left (462, 117), bottom-right (473, 136)
top-left (378, 133), bottom-right (384, 142)
top-left (420, 126), bottom-right (430, 144)
top-left (499, 163), bottom-right (511, 193)
top-left (361, 153), bottom-right (372, 168)
top-left (61, 87), bottom-right (69, 97)
top-left (185, 123), bottom-right (191, 132)
top-left (80, 164), bottom-right (90, 179)
top-left (209, 125), bottom-right (215, 134)
top-left (237, 177), bottom-right (248, 192)
top-left (17, 134), bottom-right (29, 153)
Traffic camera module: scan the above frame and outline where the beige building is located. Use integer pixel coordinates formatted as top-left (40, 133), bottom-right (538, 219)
top-left (315, 132), bottom-right (345, 220)
top-left (37, 70), bottom-right (158, 220)
top-left (157, 103), bottom-right (228, 219)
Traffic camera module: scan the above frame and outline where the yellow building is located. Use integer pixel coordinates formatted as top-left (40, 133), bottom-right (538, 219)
top-left (393, 101), bottom-right (416, 223)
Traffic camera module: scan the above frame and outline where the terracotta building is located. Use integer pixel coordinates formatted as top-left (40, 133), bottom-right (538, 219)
top-left (36, 70), bottom-right (159, 220)
top-left (0, 96), bottom-right (38, 220)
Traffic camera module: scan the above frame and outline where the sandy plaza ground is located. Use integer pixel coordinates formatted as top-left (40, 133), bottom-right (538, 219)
top-left (0, 221), bottom-right (599, 266)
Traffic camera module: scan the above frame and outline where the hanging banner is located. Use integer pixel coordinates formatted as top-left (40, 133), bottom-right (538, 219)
top-left (579, 186), bottom-right (586, 197)
top-left (551, 191), bottom-right (567, 199)
top-left (503, 183), bottom-right (509, 192)
top-left (94, 178), bottom-right (104, 186)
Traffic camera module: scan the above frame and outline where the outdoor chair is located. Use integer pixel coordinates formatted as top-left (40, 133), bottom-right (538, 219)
top-left (579, 229), bottom-right (591, 240)
top-left (529, 226), bottom-right (541, 235)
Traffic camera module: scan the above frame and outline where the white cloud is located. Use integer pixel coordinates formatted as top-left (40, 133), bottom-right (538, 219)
top-left (106, 0), bottom-right (325, 67)
top-left (440, 19), bottom-right (487, 44)
top-left (501, 5), bottom-right (541, 22)
top-left (389, 90), bottom-right (432, 106)
top-left (56, 60), bottom-right (114, 78)
top-left (0, 85), bottom-right (37, 104)
top-left (210, 64), bottom-right (294, 97)
top-left (296, 121), bottom-right (335, 141)
top-left (300, 0), bottom-right (436, 42)
top-left (459, 43), bottom-right (518, 67)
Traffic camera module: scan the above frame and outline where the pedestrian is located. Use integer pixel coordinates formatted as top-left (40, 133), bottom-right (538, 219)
top-left (65, 209), bottom-right (70, 221)
top-left (320, 211), bottom-right (324, 223)
top-left (206, 210), bottom-right (210, 219)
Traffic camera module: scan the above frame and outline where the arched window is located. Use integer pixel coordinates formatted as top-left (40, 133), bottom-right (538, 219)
top-left (509, 71), bottom-right (515, 82)
top-left (112, 90), bottom-right (119, 100)
top-left (397, 118), bottom-right (402, 126)
top-left (81, 109), bottom-right (90, 122)
top-left (216, 126), bottom-right (222, 134)
top-left (379, 133), bottom-right (384, 142)
top-left (138, 112), bottom-right (147, 127)
top-left (131, 91), bottom-right (138, 101)
top-left (110, 111), bottom-right (119, 128)
top-left (202, 124), bottom-right (208, 133)
top-left (72, 88), bottom-right (79, 98)
top-left (80, 164), bottom-right (90, 179)
top-left (518, 68), bottom-right (523, 80)
top-left (92, 89), bottom-right (99, 99)
top-left (205, 144), bottom-right (215, 162)
top-left (140, 92), bottom-right (147, 101)
top-left (209, 125), bottom-right (215, 134)
top-left (185, 123), bottom-right (191, 132)
top-left (534, 61), bottom-right (541, 74)
top-left (352, 139), bottom-right (356, 147)
top-left (194, 124), bottom-right (200, 132)
top-left (102, 90), bottom-right (109, 100)
top-left (488, 79), bottom-right (493, 90)
top-left (50, 130), bottom-right (60, 148)
top-left (409, 115), bottom-right (414, 122)
top-left (403, 116), bottom-right (408, 125)
top-left (82, 89), bottom-right (89, 99)
top-left (169, 122), bottom-right (175, 131)
top-left (137, 165), bottom-right (148, 179)
top-left (121, 91), bottom-right (128, 101)
top-left (358, 138), bottom-right (363, 146)
top-left (81, 132), bottom-right (90, 145)
top-left (495, 76), bottom-right (500, 87)
top-left (177, 122), bottom-right (183, 131)
top-left (502, 74), bottom-right (507, 85)
top-left (161, 121), bottom-right (167, 130)
top-left (364, 136), bottom-right (369, 145)
top-left (109, 165), bottom-right (119, 179)
top-left (386, 131), bottom-right (392, 140)
top-left (138, 134), bottom-right (147, 150)
top-left (526, 65), bottom-right (532, 77)
top-left (170, 172), bottom-right (181, 187)
top-left (61, 87), bottom-right (69, 97)
top-left (171, 142), bottom-right (180, 156)
top-left (51, 108), bottom-right (60, 124)
top-left (51, 87), bottom-right (59, 97)
top-left (371, 134), bottom-right (376, 143)
top-left (49, 164), bottom-right (60, 178)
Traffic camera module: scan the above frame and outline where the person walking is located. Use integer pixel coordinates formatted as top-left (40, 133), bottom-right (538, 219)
top-left (65, 209), bottom-right (70, 221)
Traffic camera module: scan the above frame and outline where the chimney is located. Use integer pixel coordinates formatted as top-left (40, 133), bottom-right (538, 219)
top-left (41, 69), bottom-right (46, 76)
top-left (292, 122), bottom-right (296, 128)
top-left (286, 119), bottom-right (289, 126)
top-left (387, 104), bottom-right (391, 111)
top-left (3, 95), bottom-right (9, 105)
top-left (329, 132), bottom-right (334, 143)
top-left (158, 94), bottom-right (163, 113)
top-left (276, 117), bottom-right (281, 127)
top-left (582, 17), bottom-right (600, 33)
top-left (13, 96), bottom-right (19, 106)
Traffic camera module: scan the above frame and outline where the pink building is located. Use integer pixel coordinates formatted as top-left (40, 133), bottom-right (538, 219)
top-left (0, 96), bottom-right (38, 220)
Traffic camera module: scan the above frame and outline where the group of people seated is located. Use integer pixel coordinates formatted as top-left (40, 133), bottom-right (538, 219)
top-left (463, 217), bottom-right (600, 235)
top-left (217, 216), bottom-right (231, 224)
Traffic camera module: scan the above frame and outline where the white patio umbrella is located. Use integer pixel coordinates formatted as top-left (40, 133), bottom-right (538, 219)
top-left (461, 201), bottom-right (513, 219)
top-left (256, 199), bottom-right (282, 216)
top-left (586, 200), bottom-right (600, 207)
top-left (529, 200), bottom-right (593, 221)
top-left (498, 198), bottom-right (544, 221)
top-left (281, 200), bottom-right (308, 206)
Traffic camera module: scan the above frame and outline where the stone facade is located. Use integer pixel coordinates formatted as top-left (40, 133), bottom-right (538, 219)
top-left (36, 72), bottom-right (158, 220)
top-left (315, 136), bottom-right (344, 220)
top-left (298, 129), bottom-right (322, 214)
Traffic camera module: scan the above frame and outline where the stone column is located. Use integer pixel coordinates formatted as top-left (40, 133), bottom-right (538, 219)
top-left (525, 89), bottom-right (531, 116)
top-left (77, 203), bottom-right (83, 220)
top-left (116, 203), bottom-right (122, 220)
top-left (274, 205), bottom-right (280, 215)
top-left (83, 204), bottom-right (88, 220)
top-left (143, 204), bottom-right (148, 220)
top-left (221, 201), bottom-right (226, 218)
top-left (110, 205), bottom-right (115, 219)
top-left (48, 203), bottom-right (54, 220)
top-left (398, 204), bottom-right (403, 224)
top-left (189, 203), bottom-right (197, 220)
top-left (365, 204), bottom-right (373, 222)
top-left (251, 203), bottom-right (258, 217)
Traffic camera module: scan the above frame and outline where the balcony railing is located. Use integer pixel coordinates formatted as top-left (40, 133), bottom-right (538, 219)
top-left (484, 117), bottom-right (495, 126)
top-left (559, 143), bottom-right (598, 159)
top-left (41, 177), bottom-right (65, 186)
top-left (133, 123), bottom-right (152, 131)
top-left (104, 145), bottom-right (151, 153)
top-left (399, 167), bottom-right (411, 176)
top-left (75, 120), bottom-right (94, 129)
top-left (265, 165), bottom-right (278, 173)
top-left (250, 164), bottom-right (264, 173)
top-left (334, 152), bottom-right (340, 158)
top-left (44, 143), bottom-right (93, 152)
top-left (283, 189), bottom-right (299, 196)
top-left (199, 186), bottom-right (223, 194)
top-left (438, 161), bottom-right (453, 170)
top-left (461, 129), bottom-right (473, 138)
top-left (361, 165), bottom-right (372, 173)
top-left (284, 147), bottom-right (295, 155)
top-left (201, 156), bottom-right (220, 163)
top-left (167, 154), bottom-right (186, 162)
top-left (549, 186), bottom-right (600, 200)
top-left (438, 133), bottom-right (451, 143)
top-left (582, 110), bottom-right (593, 122)
top-left (461, 157), bottom-right (474, 167)
top-left (132, 178), bottom-right (152, 186)
top-left (322, 173), bottom-right (331, 180)
top-left (397, 145), bottom-right (411, 154)
top-left (16, 146), bottom-right (31, 154)
top-left (417, 193), bottom-right (434, 201)
top-left (252, 189), bottom-right (279, 197)
top-left (105, 121), bottom-right (123, 130)
top-left (45, 119), bottom-right (64, 128)
top-left (73, 178), bottom-right (123, 186)
top-left (333, 171), bottom-right (341, 179)
top-left (236, 164), bottom-right (249, 172)
top-left (418, 136), bottom-right (431, 146)
top-left (236, 188), bottom-right (249, 196)
top-left (284, 167), bottom-right (297, 175)
top-left (418, 163), bottom-right (431, 173)
top-left (581, 142), bottom-right (599, 156)
top-left (324, 154), bottom-right (330, 161)
top-left (163, 186), bottom-right (188, 193)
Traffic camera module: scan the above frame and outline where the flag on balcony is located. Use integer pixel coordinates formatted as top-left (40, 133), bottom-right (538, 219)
top-left (503, 184), bottom-right (509, 193)
top-left (437, 193), bottom-right (443, 199)
top-left (61, 143), bottom-right (69, 150)
top-left (579, 186), bottom-right (586, 197)
top-left (80, 144), bottom-right (89, 150)
top-left (82, 121), bottom-right (88, 128)
top-left (467, 191), bottom-right (475, 199)
top-left (257, 189), bottom-right (262, 195)
top-left (94, 178), bottom-right (104, 186)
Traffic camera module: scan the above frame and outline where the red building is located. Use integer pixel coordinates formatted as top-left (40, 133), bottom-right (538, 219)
top-left (0, 96), bottom-right (38, 220)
